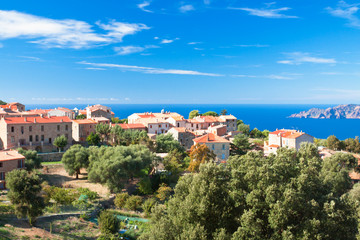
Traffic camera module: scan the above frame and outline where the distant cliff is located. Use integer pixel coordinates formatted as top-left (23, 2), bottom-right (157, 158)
top-left (289, 104), bottom-right (360, 119)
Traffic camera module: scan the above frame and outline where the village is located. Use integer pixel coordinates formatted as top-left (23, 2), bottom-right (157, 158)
top-left (0, 101), bottom-right (360, 239)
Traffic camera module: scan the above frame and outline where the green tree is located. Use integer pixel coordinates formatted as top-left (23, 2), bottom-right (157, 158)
top-left (237, 124), bottom-right (250, 135)
top-left (53, 135), bottom-right (68, 152)
top-left (88, 145), bottom-right (155, 192)
top-left (156, 134), bottom-right (185, 153)
top-left (344, 137), bottom-right (360, 153)
top-left (62, 144), bottom-right (89, 179)
top-left (98, 210), bottom-right (120, 234)
top-left (141, 144), bottom-right (358, 240)
top-left (138, 177), bottom-right (153, 195)
top-left (96, 123), bottom-right (111, 144)
top-left (327, 135), bottom-right (342, 150)
top-left (250, 127), bottom-right (263, 138)
top-left (202, 111), bottom-right (219, 117)
top-left (125, 195), bottom-right (143, 211)
top-left (230, 134), bottom-right (251, 156)
top-left (0, 100), bottom-right (7, 105)
top-left (111, 125), bottom-right (149, 146)
top-left (220, 109), bottom-right (228, 115)
top-left (188, 144), bottom-right (216, 172)
top-left (17, 148), bottom-right (41, 171)
top-left (163, 149), bottom-right (186, 181)
top-left (114, 192), bottom-right (129, 209)
top-left (76, 114), bottom-right (86, 119)
top-left (6, 170), bottom-right (45, 225)
top-left (86, 132), bottom-right (101, 146)
top-left (189, 110), bottom-right (200, 119)
top-left (111, 117), bottom-right (128, 124)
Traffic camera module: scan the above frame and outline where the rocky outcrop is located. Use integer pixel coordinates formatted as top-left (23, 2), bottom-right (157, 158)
top-left (289, 104), bottom-right (360, 119)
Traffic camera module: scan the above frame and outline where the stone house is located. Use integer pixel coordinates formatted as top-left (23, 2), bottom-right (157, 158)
top-left (0, 116), bottom-right (72, 152)
top-left (86, 105), bottom-right (114, 120)
top-left (208, 124), bottom-right (227, 136)
top-left (72, 119), bottom-right (97, 143)
top-left (168, 127), bottom-right (195, 150)
top-left (48, 107), bottom-right (75, 119)
top-left (264, 129), bottom-right (314, 155)
top-left (0, 150), bottom-right (25, 189)
top-left (0, 102), bottom-right (25, 112)
top-left (193, 133), bottom-right (231, 162)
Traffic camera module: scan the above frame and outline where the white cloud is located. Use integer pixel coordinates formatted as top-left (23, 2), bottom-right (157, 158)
top-left (277, 52), bottom-right (336, 65)
top-left (137, 1), bottom-right (153, 13)
top-left (230, 7), bottom-right (298, 18)
top-left (0, 10), bottom-right (149, 49)
top-left (326, 1), bottom-right (360, 28)
top-left (266, 74), bottom-right (294, 80)
top-left (114, 45), bottom-right (158, 55)
top-left (188, 42), bottom-right (202, 45)
top-left (232, 73), bottom-right (297, 80)
top-left (19, 56), bottom-right (41, 61)
top-left (179, 4), bottom-right (195, 13)
top-left (160, 38), bottom-right (179, 44)
top-left (78, 61), bottom-right (222, 76)
top-left (85, 67), bottom-right (106, 70)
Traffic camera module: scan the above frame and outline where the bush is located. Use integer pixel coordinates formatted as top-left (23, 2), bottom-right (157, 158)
top-left (138, 177), bottom-right (153, 195)
top-left (97, 233), bottom-right (119, 240)
top-left (98, 210), bottom-right (120, 234)
top-left (0, 204), bottom-right (15, 214)
top-left (142, 198), bottom-right (157, 217)
top-left (43, 186), bottom-right (79, 205)
top-left (114, 193), bottom-right (129, 209)
top-left (124, 195), bottom-right (143, 211)
top-left (77, 188), bottom-right (99, 200)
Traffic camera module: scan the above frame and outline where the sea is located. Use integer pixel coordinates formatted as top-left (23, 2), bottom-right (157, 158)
top-left (26, 104), bottom-right (360, 140)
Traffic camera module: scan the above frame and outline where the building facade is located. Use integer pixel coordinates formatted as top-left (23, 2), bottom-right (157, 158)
top-left (0, 116), bottom-right (72, 152)
top-left (72, 119), bottom-right (97, 142)
top-left (193, 133), bottom-right (231, 162)
top-left (168, 127), bottom-right (195, 150)
top-left (0, 150), bottom-right (26, 189)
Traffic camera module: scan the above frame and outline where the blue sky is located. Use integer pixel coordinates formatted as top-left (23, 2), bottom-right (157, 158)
top-left (1, 0), bottom-right (360, 104)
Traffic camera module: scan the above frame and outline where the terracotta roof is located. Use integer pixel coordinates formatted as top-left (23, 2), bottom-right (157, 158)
top-left (112, 123), bottom-right (146, 130)
top-left (269, 129), bottom-right (307, 139)
top-left (26, 109), bottom-right (51, 114)
top-left (50, 107), bottom-right (73, 113)
top-left (169, 116), bottom-right (185, 121)
top-left (349, 171), bottom-right (360, 180)
top-left (137, 114), bottom-right (156, 118)
top-left (193, 133), bottom-right (230, 143)
top-left (3, 116), bottom-right (71, 124)
top-left (73, 119), bottom-right (97, 124)
top-left (220, 115), bottom-right (237, 120)
top-left (0, 150), bottom-right (25, 162)
top-left (268, 144), bottom-right (280, 148)
top-left (78, 110), bottom-right (87, 115)
top-left (170, 127), bottom-right (187, 132)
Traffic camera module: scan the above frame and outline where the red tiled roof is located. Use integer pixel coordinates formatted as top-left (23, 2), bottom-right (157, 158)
top-left (269, 129), bottom-right (306, 139)
top-left (3, 116), bottom-right (71, 124)
top-left (268, 144), bottom-right (280, 148)
top-left (0, 150), bottom-right (25, 162)
top-left (73, 119), bottom-right (97, 124)
top-left (193, 133), bottom-right (230, 143)
top-left (138, 114), bottom-right (156, 118)
top-left (349, 171), bottom-right (360, 180)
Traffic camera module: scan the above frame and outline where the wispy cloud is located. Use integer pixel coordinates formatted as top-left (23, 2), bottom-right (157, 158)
top-left (78, 61), bottom-right (222, 76)
top-left (326, 1), bottom-right (360, 28)
top-left (84, 67), bottom-right (106, 70)
top-left (19, 56), bottom-right (41, 61)
top-left (0, 10), bottom-right (149, 49)
top-left (160, 38), bottom-right (179, 44)
top-left (232, 73), bottom-right (297, 80)
top-left (179, 4), bottom-right (195, 13)
top-left (188, 42), bottom-right (202, 45)
top-left (114, 45), bottom-right (158, 55)
top-left (137, 1), bottom-right (153, 13)
top-left (309, 88), bottom-right (360, 101)
top-left (278, 52), bottom-right (336, 65)
top-left (230, 6), bottom-right (298, 18)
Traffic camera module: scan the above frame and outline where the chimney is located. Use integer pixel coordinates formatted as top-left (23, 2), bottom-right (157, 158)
top-left (34, 118), bottom-right (36, 123)
top-left (61, 119), bottom-right (63, 122)
top-left (24, 117), bottom-right (27, 122)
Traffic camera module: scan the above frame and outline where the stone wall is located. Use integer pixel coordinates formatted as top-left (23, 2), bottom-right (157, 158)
top-left (38, 152), bottom-right (64, 162)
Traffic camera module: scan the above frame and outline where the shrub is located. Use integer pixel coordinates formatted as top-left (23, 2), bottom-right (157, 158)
top-left (97, 233), bottom-right (118, 240)
top-left (0, 204), bottom-right (15, 214)
top-left (156, 183), bottom-right (172, 202)
top-left (98, 210), bottom-right (120, 234)
top-left (77, 188), bottom-right (99, 200)
top-left (114, 193), bottom-right (129, 209)
top-left (124, 195), bottom-right (143, 211)
top-left (142, 198), bottom-right (157, 217)
top-left (137, 177), bottom-right (153, 195)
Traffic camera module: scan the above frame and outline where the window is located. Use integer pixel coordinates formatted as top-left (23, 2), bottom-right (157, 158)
top-left (41, 135), bottom-right (44, 141)
top-left (222, 144), bottom-right (225, 150)
top-left (212, 144), bottom-right (215, 150)
top-left (11, 136), bottom-right (15, 143)
top-left (155, 130), bottom-right (157, 134)
top-left (65, 134), bottom-right (68, 139)
top-left (21, 126), bottom-right (24, 134)
top-left (177, 123), bottom-right (180, 127)
top-left (222, 154), bottom-right (225, 159)
top-left (66, 125), bottom-right (68, 131)
top-left (57, 125), bottom-right (60, 131)
top-left (150, 125), bottom-right (152, 128)
top-left (17, 160), bottom-right (23, 168)
top-left (159, 124), bottom-right (161, 127)
top-left (0, 172), bottom-right (4, 180)
top-left (191, 124), bottom-right (193, 127)
top-left (0, 163), bottom-right (3, 168)
top-left (11, 126), bottom-right (14, 132)
top-left (41, 125), bottom-right (44, 131)
top-left (29, 135), bottom-right (33, 142)
top-left (49, 138), bottom-right (52, 144)
top-left (35, 135), bottom-right (39, 142)
top-left (29, 126), bottom-right (32, 132)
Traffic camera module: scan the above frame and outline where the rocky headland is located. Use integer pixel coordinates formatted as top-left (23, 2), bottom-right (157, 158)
top-left (289, 104), bottom-right (360, 119)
